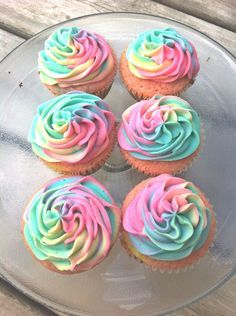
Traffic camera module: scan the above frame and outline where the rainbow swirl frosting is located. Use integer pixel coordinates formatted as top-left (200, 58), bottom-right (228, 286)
top-left (28, 92), bottom-right (115, 163)
top-left (123, 174), bottom-right (212, 261)
top-left (126, 27), bottom-right (199, 82)
top-left (23, 176), bottom-right (120, 272)
top-left (118, 95), bottom-right (200, 161)
top-left (38, 27), bottom-right (115, 87)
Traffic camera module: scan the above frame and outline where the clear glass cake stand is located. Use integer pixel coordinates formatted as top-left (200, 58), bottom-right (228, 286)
top-left (0, 12), bottom-right (235, 316)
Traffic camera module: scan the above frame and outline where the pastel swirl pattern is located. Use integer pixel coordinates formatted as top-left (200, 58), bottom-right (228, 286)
top-left (126, 27), bottom-right (199, 82)
top-left (28, 92), bottom-right (115, 163)
top-left (23, 176), bottom-right (120, 272)
top-left (123, 174), bottom-right (212, 261)
top-left (39, 27), bottom-right (115, 87)
top-left (118, 95), bottom-right (200, 161)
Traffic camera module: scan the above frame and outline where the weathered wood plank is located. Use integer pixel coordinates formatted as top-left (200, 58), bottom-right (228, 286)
top-left (0, 29), bottom-right (24, 61)
top-left (155, 0), bottom-right (236, 32)
top-left (0, 278), bottom-right (55, 315)
top-left (0, 0), bottom-right (235, 55)
top-left (189, 276), bottom-right (236, 316)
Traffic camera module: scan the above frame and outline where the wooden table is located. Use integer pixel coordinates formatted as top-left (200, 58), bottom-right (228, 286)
top-left (0, 1), bottom-right (235, 315)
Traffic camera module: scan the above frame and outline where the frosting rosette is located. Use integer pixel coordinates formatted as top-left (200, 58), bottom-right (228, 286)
top-left (28, 91), bottom-right (115, 163)
top-left (126, 27), bottom-right (199, 82)
top-left (123, 174), bottom-right (213, 261)
top-left (118, 95), bottom-right (200, 161)
top-left (23, 176), bottom-right (120, 272)
top-left (38, 26), bottom-right (115, 87)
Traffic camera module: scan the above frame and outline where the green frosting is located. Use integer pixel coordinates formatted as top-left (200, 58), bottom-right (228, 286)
top-left (123, 175), bottom-right (213, 261)
top-left (118, 95), bottom-right (201, 161)
top-left (23, 176), bottom-right (120, 272)
top-left (38, 27), bottom-right (114, 86)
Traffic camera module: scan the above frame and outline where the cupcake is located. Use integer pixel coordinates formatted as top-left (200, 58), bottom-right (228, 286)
top-left (38, 27), bottom-right (116, 98)
top-left (121, 174), bottom-right (216, 270)
top-left (22, 176), bottom-right (121, 274)
top-left (28, 91), bottom-right (116, 175)
top-left (118, 95), bottom-right (201, 176)
top-left (120, 27), bottom-right (199, 100)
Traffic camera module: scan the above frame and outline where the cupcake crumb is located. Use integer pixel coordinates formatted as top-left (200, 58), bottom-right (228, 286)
top-left (206, 56), bottom-right (211, 62)
top-left (19, 82), bottom-right (23, 88)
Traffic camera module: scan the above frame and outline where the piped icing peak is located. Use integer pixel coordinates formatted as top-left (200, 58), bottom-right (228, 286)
top-left (23, 176), bottom-right (121, 272)
top-left (28, 91), bottom-right (115, 163)
top-left (126, 27), bottom-right (199, 82)
top-left (118, 95), bottom-right (200, 161)
top-left (123, 174), bottom-right (212, 261)
top-left (39, 27), bottom-right (115, 87)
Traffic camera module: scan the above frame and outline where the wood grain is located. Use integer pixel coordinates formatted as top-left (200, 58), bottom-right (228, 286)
top-left (0, 278), bottom-right (56, 316)
top-left (189, 276), bottom-right (236, 316)
top-left (0, 0), bottom-right (235, 55)
top-left (0, 29), bottom-right (24, 61)
top-left (155, 0), bottom-right (236, 32)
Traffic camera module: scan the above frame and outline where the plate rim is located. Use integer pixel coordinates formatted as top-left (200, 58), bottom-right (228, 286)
top-left (0, 11), bottom-right (235, 316)
top-left (1, 11), bottom-right (235, 65)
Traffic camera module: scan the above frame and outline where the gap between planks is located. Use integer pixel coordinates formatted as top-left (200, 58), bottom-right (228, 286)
top-left (0, 0), bottom-right (235, 55)
top-left (154, 0), bottom-right (236, 33)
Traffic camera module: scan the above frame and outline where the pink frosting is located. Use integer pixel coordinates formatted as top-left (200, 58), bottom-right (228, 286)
top-left (122, 174), bottom-right (211, 261)
top-left (39, 28), bottom-right (115, 87)
top-left (29, 92), bottom-right (116, 164)
top-left (126, 28), bottom-right (200, 83)
top-left (23, 176), bottom-right (121, 272)
top-left (117, 96), bottom-right (201, 161)
top-left (123, 174), bottom-right (207, 234)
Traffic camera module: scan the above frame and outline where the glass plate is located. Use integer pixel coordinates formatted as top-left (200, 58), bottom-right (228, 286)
top-left (0, 12), bottom-right (236, 316)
